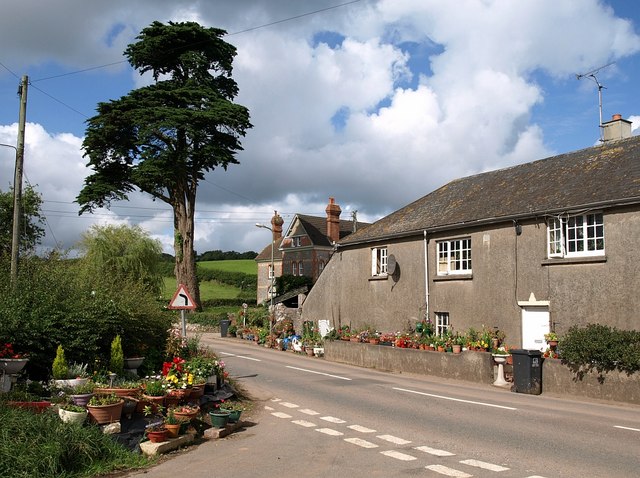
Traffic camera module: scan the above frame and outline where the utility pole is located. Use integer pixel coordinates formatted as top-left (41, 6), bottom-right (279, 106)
top-left (11, 75), bottom-right (28, 285)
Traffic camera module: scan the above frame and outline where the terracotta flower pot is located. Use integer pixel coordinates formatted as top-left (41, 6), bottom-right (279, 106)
top-left (164, 423), bottom-right (181, 438)
top-left (146, 428), bottom-right (168, 443)
top-left (87, 400), bottom-right (124, 424)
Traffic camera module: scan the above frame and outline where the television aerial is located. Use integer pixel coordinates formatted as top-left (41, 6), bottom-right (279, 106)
top-left (576, 62), bottom-right (615, 141)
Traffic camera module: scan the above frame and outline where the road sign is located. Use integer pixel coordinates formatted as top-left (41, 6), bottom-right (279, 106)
top-left (168, 284), bottom-right (197, 310)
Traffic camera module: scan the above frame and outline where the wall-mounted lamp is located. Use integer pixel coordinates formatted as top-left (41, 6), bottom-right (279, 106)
top-left (513, 220), bottom-right (522, 236)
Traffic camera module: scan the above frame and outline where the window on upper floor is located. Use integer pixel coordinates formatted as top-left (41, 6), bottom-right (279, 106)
top-left (547, 213), bottom-right (605, 258)
top-left (292, 262), bottom-right (297, 276)
top-left (268, 264), bottom-right (273, 279)
top-left (371, 246), bottom-right (388, 276)
top-left (292, 237), bottom-right (301, 247)
top-left (437, 238), bottom-right (471, 275)
top-left (435, 312), bottom-right (450, 336)
top-left (298, 261), bottom-right (304, 276)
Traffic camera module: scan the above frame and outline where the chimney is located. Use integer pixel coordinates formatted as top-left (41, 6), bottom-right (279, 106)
top-left (325, 197), bottom-right (342, 244)
top-left (602, 114), bottom-right (632, 142)
top-left (271, 210), bottom-right (284, 240)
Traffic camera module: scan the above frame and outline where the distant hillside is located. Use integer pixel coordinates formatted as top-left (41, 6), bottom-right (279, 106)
top-left (197, 250), bottom-right (257, 261)
top-left (198, 260), bottom-right (257, 275)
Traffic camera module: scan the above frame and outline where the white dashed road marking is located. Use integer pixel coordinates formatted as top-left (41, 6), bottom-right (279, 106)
top-left (426, 464), bottom-right (472, 477)
top-left (380, 450), bottom-right (417, 461)
top-left (279, 402), bottom-right (299, 408)
top-left (271, 412), bottom-right (292, 419)
top-left (414, 445), bottom-right (455, 457)
top-left (394, 387), bottom-right (517, 410)
top-left (460, 459), bottom-right (510, 472)
top-left (264, 406), bottom-right (274, 411)
top-left (344, 437), bottom-right (379, 448)
top-left (348, 424), bottom-right (376, 433)
top-left (286, 365), bottom-right (352, 381)
top-left (271, 398), bottom-right (282, 402)
top-left (376, 434), bottom-right (411, 445)
top-left (299, 408), bottom-right (319, 415)
top-left (321, 416), bottom-right (346, 424)
top-left (292, 420), bottom-right (316, 428)
top-left (316, 428), bottom-right (344, 436)
top-left (614, 425), bottom-right (640, 432)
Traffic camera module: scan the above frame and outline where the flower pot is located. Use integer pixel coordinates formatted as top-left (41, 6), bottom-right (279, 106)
top-left (124, 357), bottom-right (145, 370)
top-left (71, 393), bottom-right (94, 407)
top-left (54, 378), bottom-right (89, 388)
top-left (164, 423), bottom-right (181, 438)
top-left (59, 407), bottom-right (88, 425)
top-left (142, 394), bottom-right (165, 412)
top-left (452, 344), bottom-right (462, 354)
top-left (87, 400), bottom-right (124, 424)
top-left (305, 347), bottom-right (315, 357)
top-left (209, 410), bottom-right (230, 428)
top-left (7, 401), bottom-right (51, 413)
top-left (96, 387), bottom-right (140, 398)
top-left (222, 409), bottom-right (242, 423)
top-left (189, 386), bottom-right (204, 399)
top-left (0, 358), bottom-right (28, 375)
top-left (547, 340), bottom-right (558, 347)
top-left (146, 428), bottom-right (168, 443)
top-left (172, 405), bottom-right (200, 421)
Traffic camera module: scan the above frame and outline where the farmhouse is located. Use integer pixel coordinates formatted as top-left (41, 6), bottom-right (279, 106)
top-left (301, 115), bottom-right (640, 350)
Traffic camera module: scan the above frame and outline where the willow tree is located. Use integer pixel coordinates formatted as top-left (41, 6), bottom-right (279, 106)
top-left (77, 21), bottom-right (252, 309)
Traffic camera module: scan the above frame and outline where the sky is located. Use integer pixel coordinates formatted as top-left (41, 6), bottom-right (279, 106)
top-left (1, 0), bottom-right (639, 257)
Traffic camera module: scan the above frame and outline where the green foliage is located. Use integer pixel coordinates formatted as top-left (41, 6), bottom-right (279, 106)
top-left (0, 184), bottom-right (45, 256)
top-left (0, 254), bottom-right (171, 381)
top-left (560, 324), bottom-right (640, 379)
top-left (0, 404), bottom-right (150, 477)
top-left (110, 335), bottom-right (124, 376)
top-left (275, 274), bottom-right (313, 296)
top-left (197, 251), bottom-right (258, 261)
top-left (77, 224), bottom-right (164, 296)
top-left (197, 267), bottom-right (257, 290)
top-left (52, 345), bottom-right (68, 380)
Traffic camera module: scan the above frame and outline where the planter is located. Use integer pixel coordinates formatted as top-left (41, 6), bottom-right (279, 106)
top-left (209, 410), bottom-right (230, 428)
top-left (167, 388), bottom-right (191, 401)
top-left (221, 409), bottom-right (242, 423)
top-left (172, 406), bottom-right (200, 421)
top-left (0, 358), bottom-right (28, 375)
top-left (141, 393), bottom-right (165, 413)
top-left (124, 357), bottom-right (145, 370)
top-left (313, 347), bottom-right (324, 357)
top-left (71, 393), bottom-right (94, 407)
top-left (164, 423), bottom-right (181, 438)
top-left (146, 428), bottom-right (168, 443)
top-left (59, 407), bottom-right (88, 425)
top-left (95, 387), bottom-right (140, 398)
top-left (547, 340), bottom-right (558, 347)
top-left (189, 386), bottom-right (204, 399)
top-left (7, 401), bottom-right (51, 413)
top-left (452, 344), bottom-right (462, 354)
top-left (369, 338), bottom-right (380, 345)
top-left (305, 347), bottom-right (315, 357)
top-left (87, 400), bottom-right (124, 424)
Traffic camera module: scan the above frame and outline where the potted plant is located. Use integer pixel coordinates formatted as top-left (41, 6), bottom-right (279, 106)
top-left (55, 362), bottom-right (90, 388)
top-left (163, 408), bottom-right (183, 438)
top-left (67, 380), bottom-right (96, 407)
top-left (544, 332), bottom-right (559, 347)
top-left (169, 404), bottom-right (200, 421)
top-left (218, 400), bottom-right (245, 423)
top-left (87, 393), bottom-right (123, 424)
top-left (145, 423), bottom-right (168, 443)
top-left (0, 342), bottom-right (29, 375)
top-left (110, 335), bottom-right (125, 377)
top-left (58, 403), bottom-right (88, 425)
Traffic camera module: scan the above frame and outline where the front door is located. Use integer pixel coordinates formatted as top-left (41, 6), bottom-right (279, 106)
top-left (521, 307), bottom-right (549, 351)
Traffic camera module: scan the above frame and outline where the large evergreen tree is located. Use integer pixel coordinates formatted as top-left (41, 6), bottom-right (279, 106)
top-left (0, 184), bottom-right (45, 256)
top-left (77, 21), bottom-right (252, 309)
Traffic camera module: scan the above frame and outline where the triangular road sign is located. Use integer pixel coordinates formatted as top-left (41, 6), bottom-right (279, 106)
top-left (168, 284), bottom-right (197, 310)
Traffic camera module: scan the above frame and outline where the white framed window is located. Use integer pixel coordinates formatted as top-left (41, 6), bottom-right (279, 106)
top-left (547, 213), bottom-right (604, 258)
top-left (435, 312), bottom-right (450, 337)
top-left (292, 237), bottom-right (301, 247)
top-left (298, 261), bottom-right (304, 276)
top-left (437, 238), bottom-right (471, 275)
top-left (292, 262), bottom-right (297, 276)
top-left (268, 264), bottom-right (274, 279)
top-left (371, 246), bottom-right (388, 276)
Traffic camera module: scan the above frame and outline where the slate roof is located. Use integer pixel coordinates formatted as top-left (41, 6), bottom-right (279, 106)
top-left (341, 135), bottom-right (640, 246)
top-left (255, 237), bottom-right (284, 261)
top-left (291, 214), bottom-right (369, 247)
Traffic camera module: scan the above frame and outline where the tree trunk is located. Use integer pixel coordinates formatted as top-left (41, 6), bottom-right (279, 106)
top-left (173, 195), bottom-right (202, 312)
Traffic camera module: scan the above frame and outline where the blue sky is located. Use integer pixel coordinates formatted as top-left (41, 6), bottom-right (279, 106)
top-left (1, 0), bottom-right (639, 256)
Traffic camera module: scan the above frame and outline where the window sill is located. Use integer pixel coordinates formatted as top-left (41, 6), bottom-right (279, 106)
top-left (369, 275), bottom-right (388, 281)
top-left (542, 255), bottom-right (607, 266)
top-left (433, 274), bottom-right (473, 282)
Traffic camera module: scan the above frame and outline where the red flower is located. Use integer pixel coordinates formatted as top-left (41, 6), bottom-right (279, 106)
top-left (0, 343), bottom-right (25, 359)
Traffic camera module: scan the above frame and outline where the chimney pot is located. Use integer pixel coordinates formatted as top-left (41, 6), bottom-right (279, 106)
top-left (325, 197), bottom-right (342, 244)
top-left (612, 114), bottom-right (622, 121)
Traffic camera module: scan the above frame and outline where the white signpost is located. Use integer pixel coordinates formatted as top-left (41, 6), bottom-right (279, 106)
top-left (168, 284), bottom-right (197, 337)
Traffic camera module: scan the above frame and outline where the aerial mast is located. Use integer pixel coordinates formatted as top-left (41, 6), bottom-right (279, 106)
top-left (576, 62), bottom-right (615, 142)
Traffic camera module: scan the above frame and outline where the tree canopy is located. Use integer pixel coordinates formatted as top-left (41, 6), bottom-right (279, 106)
top-left (0, 184), bottom-right (45, 256)
top-left (76, 21), bottom-right (252, 309)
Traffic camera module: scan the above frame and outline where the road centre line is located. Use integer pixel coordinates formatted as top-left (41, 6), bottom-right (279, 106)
top-left (459, 459), bottom-right (509, 472)
top-left (348, 424), bottom-right (376, 433)
top-left (279, 402), bottom-right (299, 408)
top-left (218, 351), bottom-right (261, 362)
top-left (377, 434), bottom-right (411, 445)
top-left (299, 408), bottom-right (320, 415)
top-left (426, 464), bottom-right (472, 477)
top-left (614, 425), bottom-right (640, 432)
top-left (285, 365), bottom-right (352, 380)
top-left (316, 428), bottom-right (344, 436)
top-left (320, 416), bottom-right (346, 424)
top-left (292, 420), bottom-right (316, 428)
top-left (393, 387), bottom-right (517, 410)
top-left (271, 412), bottom-right (292, 419)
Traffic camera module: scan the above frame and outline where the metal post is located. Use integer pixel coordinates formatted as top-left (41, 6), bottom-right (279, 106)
top-left (256, 223), bottom-right (276, 333)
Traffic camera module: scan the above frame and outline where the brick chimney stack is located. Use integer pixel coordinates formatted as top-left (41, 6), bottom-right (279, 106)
top-left (271, 210), bottom-right (284, 240)
top-left (325, 197), bottom-right (342, 244)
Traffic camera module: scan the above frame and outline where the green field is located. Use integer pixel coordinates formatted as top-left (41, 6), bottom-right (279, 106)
top-left (162, 260), bottom-right (257, 302)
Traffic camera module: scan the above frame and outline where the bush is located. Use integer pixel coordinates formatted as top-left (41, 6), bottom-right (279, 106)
top-left (0, 254), bottom-right (172, 380)
top-left (560, 323), bottom-right (640, 379)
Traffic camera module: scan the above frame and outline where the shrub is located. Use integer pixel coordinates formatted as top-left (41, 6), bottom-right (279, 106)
top-left (52, 345), bottom-right (68, 380)
top-left (560, 323), bottom-right (640, 379)
top-left (110, 335), bottom-right (124, 376)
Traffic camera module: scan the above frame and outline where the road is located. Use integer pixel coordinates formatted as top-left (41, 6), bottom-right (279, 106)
top-left (126, 334), bottom-right (640, 477)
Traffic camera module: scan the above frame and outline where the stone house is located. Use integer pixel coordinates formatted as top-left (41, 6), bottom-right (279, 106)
top-left (300, 115), bottom-right (640, 350)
